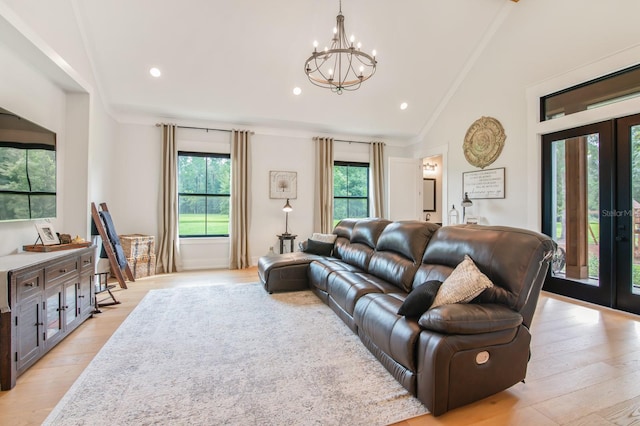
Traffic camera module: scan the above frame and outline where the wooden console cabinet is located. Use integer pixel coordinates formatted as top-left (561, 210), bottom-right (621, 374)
top-left (0, 247), bottom-right (95, 390)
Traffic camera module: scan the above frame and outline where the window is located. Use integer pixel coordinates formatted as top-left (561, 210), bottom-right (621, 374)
top-left (541, 64), bottom-right (640, 121)
top-left (178, 151), bottom-right (230, 237)
top-left (333, 161), bottom-right (369, 224)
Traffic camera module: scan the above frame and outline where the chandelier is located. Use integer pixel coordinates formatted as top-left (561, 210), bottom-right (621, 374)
top-left (304, 0), bottom-right (377, 94)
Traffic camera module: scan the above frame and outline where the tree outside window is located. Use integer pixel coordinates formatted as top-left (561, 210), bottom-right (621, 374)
top-left (334, 161), bottom-right (369, 225)
top-left (178, 151), bottom-right (230, 237)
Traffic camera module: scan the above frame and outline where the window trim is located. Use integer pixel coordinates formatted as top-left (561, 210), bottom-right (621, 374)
top-left (178, 151), bottom-right (231, 238)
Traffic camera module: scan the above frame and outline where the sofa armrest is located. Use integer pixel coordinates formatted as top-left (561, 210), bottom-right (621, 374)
top-left (418, 303), bottom-right (522, 335)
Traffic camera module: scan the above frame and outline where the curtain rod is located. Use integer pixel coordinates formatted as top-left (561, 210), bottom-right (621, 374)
top-left (334, 139), bottom-right (386, 146)
top-left (314, 138), bottom-right (386, 145)
top-left (335, 139), bottom-right (369, 145)
top-left (155, 123), bottom-right (254, 134)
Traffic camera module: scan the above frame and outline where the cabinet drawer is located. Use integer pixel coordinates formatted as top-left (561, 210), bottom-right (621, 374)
top-left (45, 258), bottom-right (78, 284)
top-left (14, 270), bottom-right (43, 299)
top-left (80, 251), bottom-right (94, 271)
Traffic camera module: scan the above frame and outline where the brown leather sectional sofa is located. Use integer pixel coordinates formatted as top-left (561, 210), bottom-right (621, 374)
top-left (257, 218), bottom-right (555, 416)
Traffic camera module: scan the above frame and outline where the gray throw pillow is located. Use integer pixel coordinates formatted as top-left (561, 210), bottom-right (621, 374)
top-left (303, 239), bottom-right (334, 256)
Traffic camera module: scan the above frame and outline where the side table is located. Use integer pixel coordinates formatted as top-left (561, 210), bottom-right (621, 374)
top-left (277, 234), bottom-right (297, 254)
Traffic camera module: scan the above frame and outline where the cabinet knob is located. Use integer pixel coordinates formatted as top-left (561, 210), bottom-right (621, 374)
top-left (35, 322), bottom-right (44, 326)
top-left (83, 260), bottom-right (91, 264)
top-left (24, 282), bottom-right (34, 287)
top-left (59, 269), bottom-right (67, 273)
top-left (78, 295), bottom-right (85, 298)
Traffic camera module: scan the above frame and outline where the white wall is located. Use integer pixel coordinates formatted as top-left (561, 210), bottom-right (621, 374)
top-left (411, 0), bottom-right (640, 230)
top-left (0, 0), bottom-right (118, 257)
top-left (111, 122), bottom-right (389, 269)
top-left (0, 37), bottom-right (67, 255)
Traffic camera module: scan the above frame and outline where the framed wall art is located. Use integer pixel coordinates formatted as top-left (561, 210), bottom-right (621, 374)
top-left (269, 171), bottom-right (297, 199)
top-left (463, 167), bottom-right (505, 199)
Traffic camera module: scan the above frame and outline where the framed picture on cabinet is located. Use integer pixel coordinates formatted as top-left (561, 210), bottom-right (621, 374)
top-left (35, 222), bottom-right (60, 245)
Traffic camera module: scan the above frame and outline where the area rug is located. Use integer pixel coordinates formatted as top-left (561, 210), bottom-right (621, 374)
top-left (43, 283), bottom-right (428, 425)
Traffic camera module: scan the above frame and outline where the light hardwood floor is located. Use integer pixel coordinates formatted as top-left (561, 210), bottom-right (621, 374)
top-left (2, 268), bottom-right (639, 425)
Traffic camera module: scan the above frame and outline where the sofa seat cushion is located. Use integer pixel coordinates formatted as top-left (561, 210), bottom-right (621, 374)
top-left (308, 259), bottom-right (362, 292)
top-left (419, 303), bottom-right (523, 335)
top-left (327, 271), bottom-right (399, 315)
top-left (354, 293), bottom-right (422, 372)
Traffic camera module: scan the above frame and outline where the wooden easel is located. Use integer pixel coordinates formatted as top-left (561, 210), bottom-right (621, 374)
top-left (90, 202), bottom-right (135, 289)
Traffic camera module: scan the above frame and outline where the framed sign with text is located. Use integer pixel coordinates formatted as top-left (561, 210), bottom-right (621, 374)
top-left (463, 167), bottom-right (505, 199)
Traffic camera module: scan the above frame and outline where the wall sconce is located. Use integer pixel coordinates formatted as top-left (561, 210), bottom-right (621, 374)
top-left (423, 162), bottom-right (437, 172)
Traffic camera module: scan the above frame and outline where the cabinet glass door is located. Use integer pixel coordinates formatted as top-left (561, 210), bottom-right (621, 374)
top-left (46, 292), bottom-right (62, 339)
top-left (65, 283), bottom-right (77, 326)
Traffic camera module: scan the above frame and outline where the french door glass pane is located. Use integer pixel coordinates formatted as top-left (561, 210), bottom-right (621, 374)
top-left (549, 133), bottom-right (600, 285)
top-left (631, 125), bottom-right (640, 294)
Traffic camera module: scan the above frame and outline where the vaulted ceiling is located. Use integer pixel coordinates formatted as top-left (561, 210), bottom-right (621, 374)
top-left (69, 0), bottom-right (517, 141)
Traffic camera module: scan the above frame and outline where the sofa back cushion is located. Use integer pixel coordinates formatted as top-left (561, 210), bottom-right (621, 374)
top-left (368, 221), bottom-right (439, 292)
top-left (339, 219), bottom-right (390, 270)
top-left (413, 225), bottom-right (555, 319)
top-left (332, 219), bottom-right (359, 260)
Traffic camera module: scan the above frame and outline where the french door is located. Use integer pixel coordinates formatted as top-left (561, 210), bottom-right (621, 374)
top-left (542, 113), bottom-right (640, 315)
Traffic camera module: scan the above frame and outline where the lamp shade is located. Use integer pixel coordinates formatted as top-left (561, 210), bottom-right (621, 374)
top-left (282, 199), bottom-right (293, 212)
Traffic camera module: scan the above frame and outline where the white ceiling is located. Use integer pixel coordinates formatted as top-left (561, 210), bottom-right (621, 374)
top-left (70, 0), bottom-right (514, 142)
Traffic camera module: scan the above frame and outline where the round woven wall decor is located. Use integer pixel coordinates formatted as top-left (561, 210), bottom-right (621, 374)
top-left (463, 116), bottom-right (506, 169)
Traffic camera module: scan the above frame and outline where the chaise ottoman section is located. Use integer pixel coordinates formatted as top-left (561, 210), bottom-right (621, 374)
top-left (258, 252), bottom-right (322, 293)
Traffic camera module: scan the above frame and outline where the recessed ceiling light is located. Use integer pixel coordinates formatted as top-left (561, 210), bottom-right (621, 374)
top-left (149, 67), bottom-right (161, 78)
top-left (293, 87), bottom-right (302, 96)
top-left (400, 102), bottom-right (408, 110)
